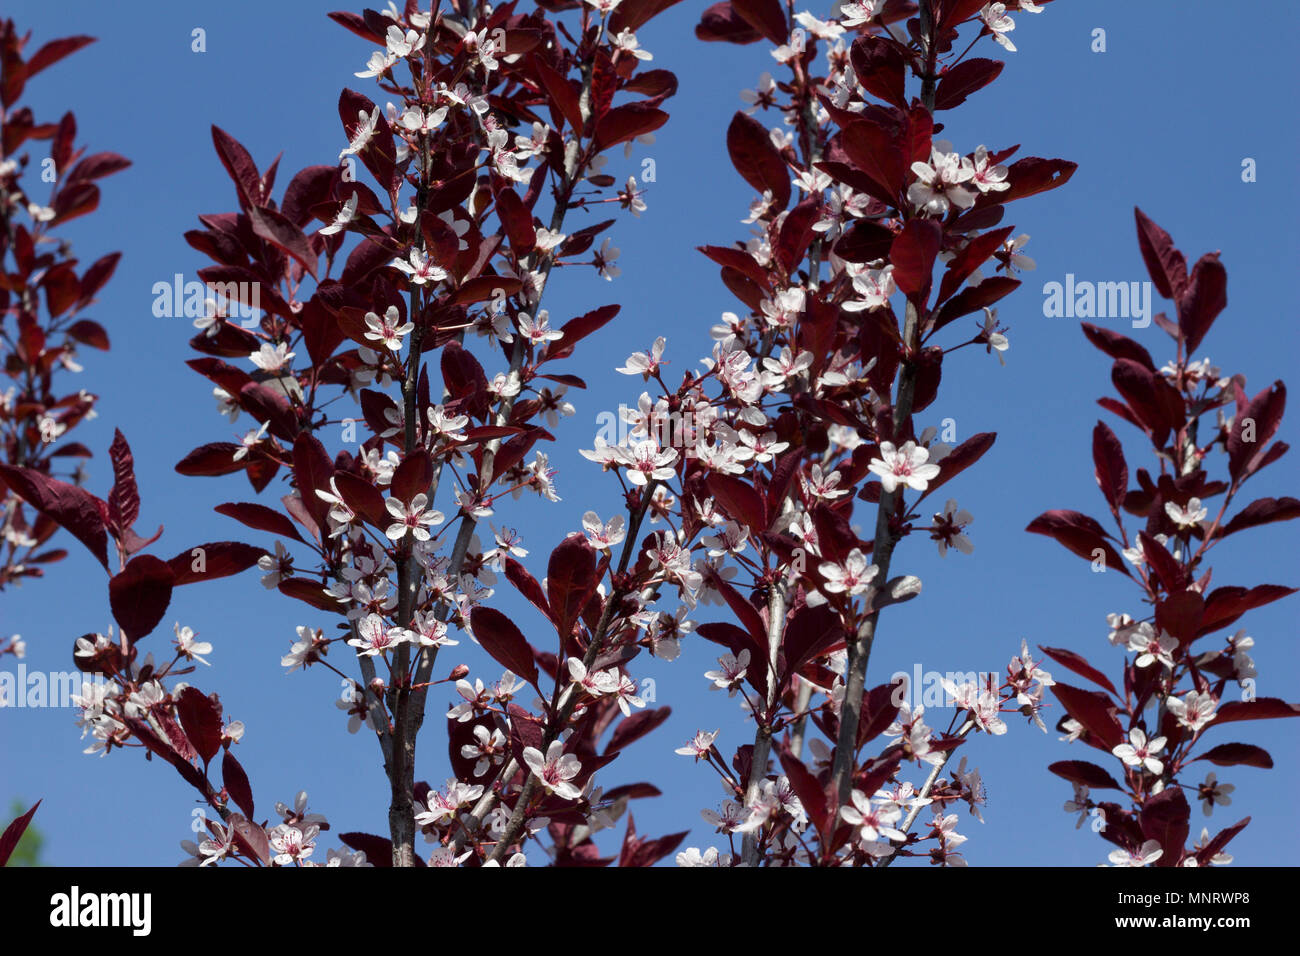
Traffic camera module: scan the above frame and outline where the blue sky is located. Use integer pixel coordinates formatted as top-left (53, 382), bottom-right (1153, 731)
top-left (1, 0), bottom-right (1296, 866)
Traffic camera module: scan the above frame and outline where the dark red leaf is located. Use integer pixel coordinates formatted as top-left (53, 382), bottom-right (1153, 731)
top-left (889, 219), bottom-right (942, 305)
top-left (849, 34), bottom-right (907, 108)
top-left (607, 707), bottom-right (672, 753)
top-left (932, 276), bottom-right (1019, 332)
top-left (1039, 646), bottom-right (1118, 696)
top-left (611, 0), bottom-right (687, 33)
top-left (0, 464), bottom-right (108, 569)
top-left (1110, 359), bottom-right (1178, 445)
top-left (783, 604), bottom-right (844, 683)
top-left (210, 126), bottom-right (261, 208)
top-left (934, 57), bottom-right (1003, 110)
top-left (215, 502), bottom-right (304, 542)
top-left (167, 541), bottom-right (266, 586)
top-left (1091, 421), bottom-right (1128, 514)
top-left (175, 442), bottom-right (249, 478)
top-left (280, 164), bottom-right (339, 226)
top-left (726, 111), bottom-right (790, 211)
top-left (1133, 207), bottom-right (1187, 301)
top-left (1177, 252), bottom-right (1226, 353)
top-left (916, 432), bottom-right (995, 502)
top-left (65, 152), bottom-right (131, 185)
top-left (277, 576), bottom-right (339, 611)
top-left (696, 2), bottom-right (764, 43)
top-left (594, 102), bottom-right (669, 151)
top-left (249, 205), bottom-right (318, 279)
top-left (107, 428), bottom-right (141, 533)
top-left (505, 557), bottom-right (555, 626)
top-left (226, 813), bottom-right (270, 865)
top-left (1196, 743), bottom-right (1273, 769)
top-left (547, 534), bottom-right (599, 640)
top-left (293, 433), bottom-right (335, 531)
top-left (108, 554), bottom-right (175, 640)
top-left (778, 749), bottom-right (830, 835)
top-left (936, 225), bottom-right (1014, 305)
top-left (1227, 381), bottom-right (1285, 482)
top-left (0, 801), bottom-right (40, 867)
top-left (66, 319), bottom-right (110, 350)
top-left (1198, 817), bottom-right (1250, 863)
top-left (222, 750), bottom-right (255, 818)
top-left (858, 680), bottom-right (904, 747)
top-left (469, 606), bottom-right (540, 688)
top-left (729, 0), bottom-right (788, 44)
top-left (530, 55), bottom-right (583, 132)
top-left (1213, 697), bottom-right (1300, 725)
top-left (1140, 787), bottom-right (1189, 867)
top-left (988, 157), bottom-right (1076, 205)
top-left (546, 304), bottom-right (621, 362)
top-left (1050, 682), bottom-right (1123, 750)
top-left (1080, 322), bottom-right (1156, 371)
top-left (1140, 531), bottom-right (1186, 595)
top-left (175, 687), bottom-right (223, 769)
top-left (390, 451), bottom-right (433, 505)
top-left (1048, 760), bottom-right (1124, 790)
top-left (1218, 496), bottom-right (1300, 538)
top-left (25, 36), bottom-right (95, 78)
top-left (1154, 589), bottom-right (1202, 645)
top-left (705, 472), bottom-right (766, 536)
top-left (698, 245), bottom-right (771, 289)
top-left (1199, 585), bottom-right (1296, 637)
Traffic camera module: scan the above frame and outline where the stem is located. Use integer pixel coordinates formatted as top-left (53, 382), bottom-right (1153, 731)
top-left (740, 579), bottom-right (787, 866)
top-left (384, 126), bottom-right (433, 867)
top-left (483, 482), bottom-right (655, 862)
top-left (395, 21), bottom-right (610, 862)
top-left (877, 719), bottom-right (974, 868)
top-left (829, 0), bottom-right (938, 810)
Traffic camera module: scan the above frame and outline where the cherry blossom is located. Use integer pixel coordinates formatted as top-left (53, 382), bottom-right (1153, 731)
top-left (364, 305), bottom-right (415, 351)
top-left (348, 614), bottom-right (411, 657)
top-left (840, 789), bottom-right (907, 844)
top-left (675, 729), bottom-right (720, 759)
top-left (931, 499), bottom-right (974, 556)
top-left (1197, 772), bottom-right (1235, 817)
top-left (839, 1), bottom-right (882, 28)
top-left (391, 248), bottom-right (448, 285)
top-left (1112, 728), bottom-right (1167, 776)
top-left (172, 623), bottom-right (212, 666)
top-left (1166, 690), bottom-right (1218, 732)
top-left (581, 511), bottom-right (626, 549)
top-left (384, 493), bottom-right (445, 542)
top-left (818, 549), bottom-right (878, 597)
top-left (869, 440), bottom-right (942, 493)
top-left (617, 337), bottom-right (666, 379)
top-left (522, 741), bottom-right (583, 801)
top-left (705, 650), bottom-right (750, 696)
top-left (1165, 497), bottom-right (1208, 529)
top-left (319, 193), bottom-right (357, 235)
top-left (1108, 839), bottom-right (1164, 868)
top-left (517, 310), bottom-right (563, 345)
top-left (980, 3), bottom-right (1018, 52)
top-left (908, 144), bottom-right (976, 216)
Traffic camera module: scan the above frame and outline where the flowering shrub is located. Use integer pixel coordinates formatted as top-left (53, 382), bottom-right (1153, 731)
top-left (657, 0), bottom-right (1071, 867)
top-left (88, 0), bottom-right (686, 868)
top-left (1030, 209), bottom-right (1297, 867)
top-left (2, 0), bottom-right (1291, 871)
top-left (0, 21), bottom-right (129, 595)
